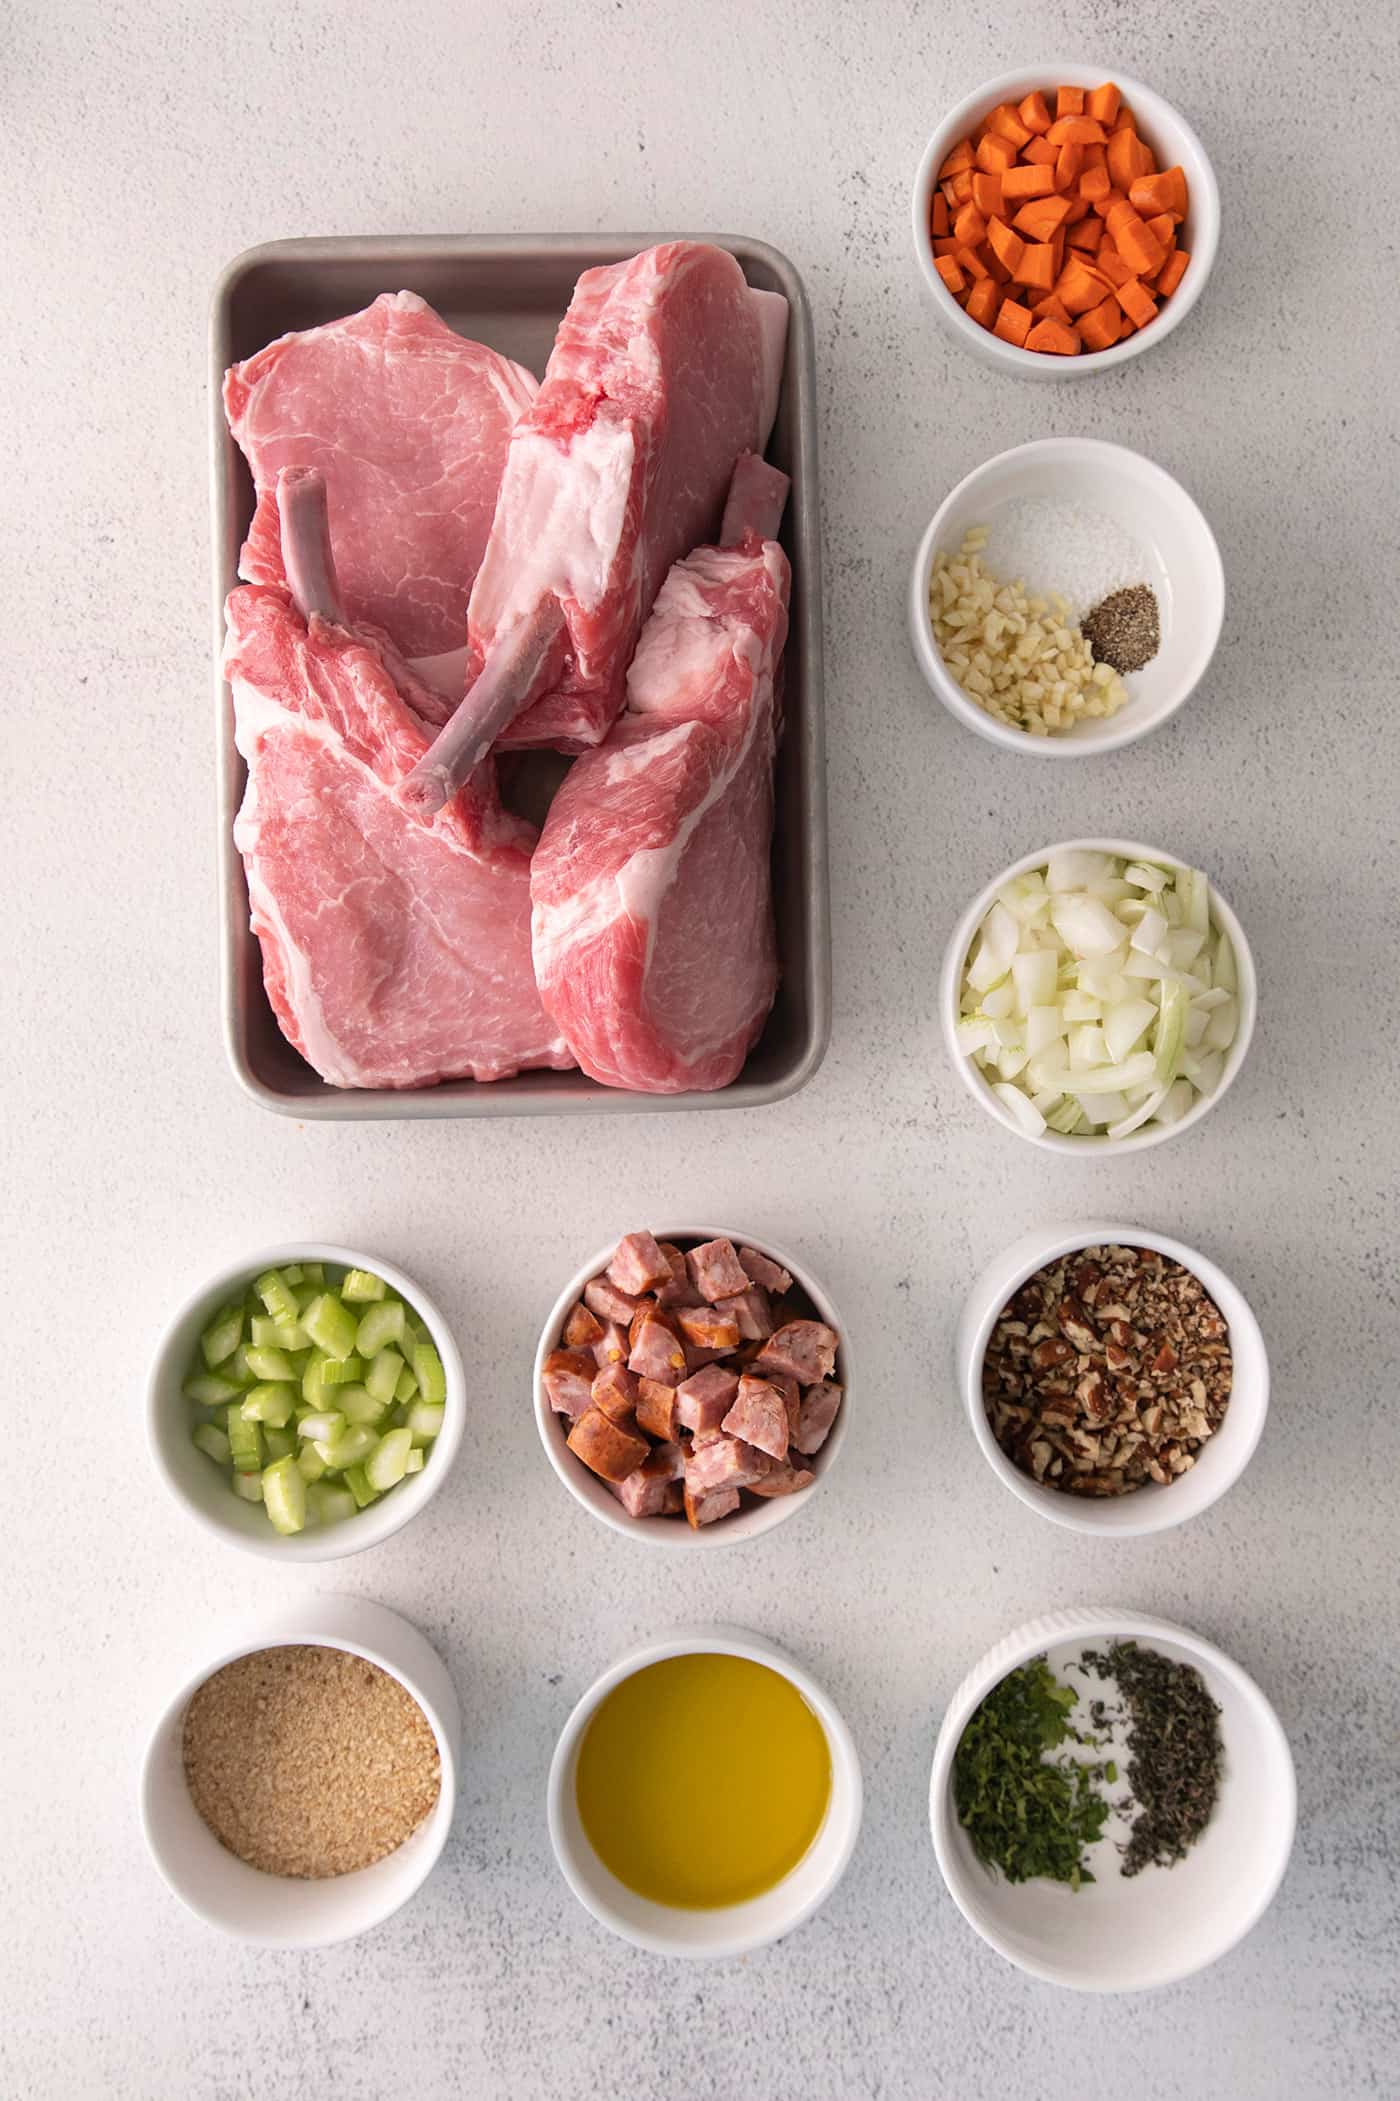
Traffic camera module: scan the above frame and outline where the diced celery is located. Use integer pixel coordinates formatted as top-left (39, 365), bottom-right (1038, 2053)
top-left (303, 1293), bottom-right (359, 1361)
top-left (318, 1354), bottom-right (365, 1387)
top-left (245, 1345), bottom-right (296, 1382)
top-left (200, 1305), bottom-right (244, 1369)
top-left (296, 1443), bottom-right (327, 1483)
top-left (355, 1300), bottom-right (405, 1357)
top-left (394, 1365), bottom-right (419, 1405)
top-left (343, 1465), bottom-right (379, 1510)
top-left (183, 1371), bottom-right (240, 1406)
top-left (226, 1407), bottom-right (263, 1471)
top-left (341, 1268), bottom-right (387, 1304)
top-left (338, 1385), bottom-right (388, 1427)
top-left (302, 1354), bottom-right (330, 1408)
top-left (404, 1449), bottom-right (424, 1474)
top-left (307, 1481), bottom-right (357, 1526)
top-left (250, 1314), bottom-right (310, 1349)
top-left (223, 1344), bottom-right (257, 1389)
top-left (263, 1425), bottom-right (295, 1461)
top-left (319, 1424), bottom-right (377, 1471)
top-left (280, 1263), bottom-right (304, 1286)
top-left (242, 1382), bottom-right (295, 1428)
top-left (296, 1409), bottom-right (346, 1444)
top-left (232, 1469), bottom-right (264, 1502)
top-left (410, 1342), bottom-right (446, 1407)
top-left (300, 1262), bottom-right (325, 1286)
top-left (262, 1455), bottom-right (307, 1535)
top-left (406, 1400), bottom-right (445, 1447)
top-left (254, 1269), bottom-right (300, 1325)
top-left (365, 1426), bottom-right (413, 1492)
top-left (365, 1348), bottom-right (404, 1406)
top-left (192, 1423), bottom-right (232, 1465)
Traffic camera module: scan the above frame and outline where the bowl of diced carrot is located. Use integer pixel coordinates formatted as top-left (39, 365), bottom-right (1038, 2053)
top-left (912, 66), bottom-right (1219, 374)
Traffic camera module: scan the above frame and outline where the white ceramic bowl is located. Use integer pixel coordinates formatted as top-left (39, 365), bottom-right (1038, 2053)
top-left (958, 1222), bottom-right (1268, 1536)
top-left (140, 1594), bottom-right (460, 1946)
top-left (930, 1606), bottom-right (1295, 1991)
top-left (909, 438), bottom-right (1224, 756)
top-left (534, 1227), bottom-right (850, 1548)
top-left (147, 1242), bottom-right (465, 1561)
top-left (912, 62), bottom-right (1220, 378)
top-left (548, 1625), bottom-right (862, 1957)
top-left (939, 837), bottom-right (1257, 1154)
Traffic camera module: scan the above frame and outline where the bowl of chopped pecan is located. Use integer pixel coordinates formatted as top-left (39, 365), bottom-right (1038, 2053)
top-left (958, 1225), bottom-right (1268, 1534)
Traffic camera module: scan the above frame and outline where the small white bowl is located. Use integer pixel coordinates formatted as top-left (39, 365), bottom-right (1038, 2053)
top-left (534, 1227), bottom-right (850, 1548)
top-left (912, 62), bottom-right (1220, 378)
top-left (140, 1594), bottom-right (460, 1945)
top-left (939, 837), bottom-right (1257, 1154)
top-left (548, 1625), bottom-right (862, 1957)
top-left (909, 438), bottom-right (1224, 757)
top-left (958, 1222), bottom-right (1268, 1536)
top-left (930, 1606), bottom-right (1295, 1991)
top-left (147, 1242), bottom-right (465, 1561)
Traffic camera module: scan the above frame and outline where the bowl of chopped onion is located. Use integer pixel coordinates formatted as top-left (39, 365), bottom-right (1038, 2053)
top-left (939, 841), bottom-right (1256, 1151)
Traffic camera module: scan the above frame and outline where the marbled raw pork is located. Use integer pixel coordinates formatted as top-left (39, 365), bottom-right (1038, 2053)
top-left (224, 292), bottom-right (537, 658)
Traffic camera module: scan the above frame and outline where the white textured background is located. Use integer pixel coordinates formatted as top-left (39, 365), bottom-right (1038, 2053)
top-left (5, 1), bottom-right (1399, 2095)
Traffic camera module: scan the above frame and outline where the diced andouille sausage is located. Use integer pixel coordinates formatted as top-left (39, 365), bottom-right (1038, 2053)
top-left (714, 1284), bottom-right (773, 1342)
top-left (567, 1406), bottom-right (649, 1482)
top-left (606, 1230), bottom-right (672, 1297)
top-left (655, 1241), bottom-right (704, 1308)
top-left (563, 1301), bottom-right (605, 1350)
top-left (683, 1338), bottom-right (734, 1375)
top-left (748, 1462), bottom-right (816, 1497)
top-left (627, 1299), bottom-right (660, 1349)
top-left (648, 1438), bottom-right (686, 1480)
top-left (542, 1348), bottom-right (598, 1419)
top-left (676, 1304), bottom-right (741, 1352)
top-left (739, 1246), bottom-right (792, 1296)
top-left (609, 1441), bottom-right (685, 1517)
top-left (685, 1238), bottom-right (751, 1304)
top-left (754, 1319), bottom-right (839, 1387)
top-left (583, 1275), bottom-right (645, 1326)
top-left (793, 1379), bottom-right (843, 1456)
top-left (675, 1362), bottom-right (740, 1433)
top-left (628, 1310), bottom-right (688, 1385)
top-left (684, 1481), bottom-right (741, 1528)
top-left (591, 1361), bottom-right (640, 1426)
top-left (684, 1431), bottom-right (772, 1496)
top-left (636, 1377), bottom-right (681, 1442)
top-left (721, 1373), bottom-right (791, 1460)
top-left (593, 1319), bottom-right (629, 1369)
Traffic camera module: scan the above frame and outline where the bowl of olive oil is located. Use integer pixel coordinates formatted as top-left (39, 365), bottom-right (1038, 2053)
top-left (548, 1627), bottom-right (862, 1956)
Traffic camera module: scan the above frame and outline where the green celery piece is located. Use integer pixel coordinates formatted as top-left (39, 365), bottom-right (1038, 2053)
top-left (250, 1315), bottom-right (311, 1351)
top-left (343, 1465), bottom-right (379, 1510)
top-left (319, 1423), bottom-right (377, 1472)
top-left (318, 1354), bottom-right (365, 1388)
top-left (355, 1300), bottom-right (405, 1357)
top-left (341, 1268), bottom-right (388, 1304)
top-left (296, 1409), bottom-right (346, 1444)
top-left (404, 1448), bottom-right (425, 1474)
top-left (245, 1345), bottom-right (296, 1382)
top-left (365, 1426), bottom-right (413, 1492)
top-left (226, 1406), bottom-right (263, 1471)
top-left (254, 1269), bottom-right (300, 1325)
top-left (223, 1344), bottom-right (257, 1390)
top-left (337, 1384), bottom-right (388, 1427)
top-left (192, 1422), bottom-right (232, 1466)
top-left (410, 1342), bottom-right (446, 1407)
top-left (303, 1293), bottom-right (359, 1361)
top-left (306, 1480), bottom-right (357, 1526)
top-left (231, 1469), bottom-right (264, 1503)
top-left (300, 1261), bottom-right (325, 1287)
top-left (406, 1400), bottom-right (445, 1447)
top-left (183, 1371), bottom-right (240, 1407)
top-left (262, 1454), bottom-right (307, 1535)
top-left (242, 1382), bottom-right (294, 1428)
top-left (263, 1425), bottom-right (295, 1460)
top-left (296, 1443), bottom-right (327, 1483)
top-left (302, 1354), bottom-right (330, 1408)
top-left (200, 1305), bottom-right (244, 1369)
top-left (394, 1364), bottom-right (419, 1405)
top-left (280, 1263), bottom-right (304, 1286)
top-left (365, 1348), bottom-right (404, 1406)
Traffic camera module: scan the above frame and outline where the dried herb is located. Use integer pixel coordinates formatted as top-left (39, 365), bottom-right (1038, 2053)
top-left (1080, 1641), bottom-right (1222, 1875)
top-left (1082, 583), bottom-right (1160, 674)
top-left (953, 1657), bottom-right (1111, 1889)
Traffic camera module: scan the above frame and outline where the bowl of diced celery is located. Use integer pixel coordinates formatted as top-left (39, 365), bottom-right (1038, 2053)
top-left (147, 1245), bottom-right (463, 1559)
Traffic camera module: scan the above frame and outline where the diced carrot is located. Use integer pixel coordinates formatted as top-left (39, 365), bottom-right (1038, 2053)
top-left (1001, 162), bottom-right (1056, 201)
top-left (1012, 194), bottom-right (1072, 241)
top-left (993, 297), bottom-right (1033, 347)
top-left (1056, 84), bottom-right (1086, 117)
top-left (1086, 81), bottom-right (1121, 124)
top-left (1055, 254), bottom-right (1109, 315)
top-left (966, 276), bottom-right (1002, 328)
top-left (1129, 165), bottom-right (1189, 220)
top-left (952, 168), bottom-right (975, 203)
top-left (1154, 248), bottom-right (1190, 297)
top-left (1023, 137), bottom-right (1058, 166)
top-left (938, 139), bottom-right (975, 179)
top-left (954, 288), bottom-right (970, 307)
top-left (1095, 187), bottom-right (1129, 221)
top-left (1032, 291), bottom-right (1073, 324)
top-left (1146, 211), bottom-right (1177, 250)
top-left (955, 244), bottom-right (991, 280)
top-left (931, 192), bottom-right (950, 236)
top-left (1112, 104), bottom-right (1136, 132)
top-left (935, 254), bottom-right (966, 297)
top-left (1061, 196), bottom-right (1091, 225)
top-left (1013, 241), bottom-right (1056, 293)
top-left (1049, 228), bottom-right (1067, 278)
top-left (1079, 163), bottom-right (1111, 205)
top-left (1107, 128), bottom-right (1154, 192)
top-left (941, 179), bottom-right (960, 209)
top-left (1078, 296), bottom-right (1122, 351)
top-left (985, 217), bottom-right (1025, 274)
top-left (1025, 317), bottom-right (1081, 354)
top-left (1117, 216), bottom-right (1166, 277)
top-left (1047, 114), bottom-right (1106, 146)
top-left (1115, 276), bottom-right (1158, 329)
top-left (1018, 90), bottom-right (1053, 135)
top-left (953, 202), bottom-right (987, 246)
top-left (1094, 244), bottom-right (1134, 287)
top-left (1054, 141), bottom-right (1084, 190)
top-left (978, 240), bottom-right (1011, 284)
top-left (1081, 141), bottom-right (1107, 168)
top-left (971, 171), bottom-right (1004, 219)
top-left (933, 235), bottom-right (960, 257)
top-left (987, 102), bottom-right (1034, 147)
top-left (976, 132), bottom-right (1018, 175)
top-left (1067, 213), bottom-right (1104, 252)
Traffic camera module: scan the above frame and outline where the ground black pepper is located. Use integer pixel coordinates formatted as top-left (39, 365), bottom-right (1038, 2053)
top-left (1082, 584), bottom-right (1160, 674)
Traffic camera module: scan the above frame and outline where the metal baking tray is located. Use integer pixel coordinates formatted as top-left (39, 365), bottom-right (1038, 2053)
top-left (211, 233), bottom-right (829, 1119)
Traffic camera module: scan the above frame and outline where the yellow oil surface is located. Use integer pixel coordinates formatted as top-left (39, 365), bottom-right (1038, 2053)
top-left (574, 1652), bottom-right (832, 1909)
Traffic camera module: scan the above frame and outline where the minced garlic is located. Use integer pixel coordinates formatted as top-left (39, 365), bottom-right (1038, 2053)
top-left (928, 527), bottom-right (1128, 737)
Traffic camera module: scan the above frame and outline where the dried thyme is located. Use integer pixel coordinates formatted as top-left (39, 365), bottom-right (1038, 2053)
top-left (1080, 1641), bottom-right (1223, 1875)
top-left (953, 1657), bottom-right (1111, 1889)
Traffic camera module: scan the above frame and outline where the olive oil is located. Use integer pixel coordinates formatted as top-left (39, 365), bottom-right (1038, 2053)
top-left (575, 1653), bottom-right (832, 1908)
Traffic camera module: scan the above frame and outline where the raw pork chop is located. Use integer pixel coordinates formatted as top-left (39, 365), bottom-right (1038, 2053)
top-left (224, 291), bottom-right (537, 658)
top-left (402, 243), bottom-right (788, 814)
top-left (529, 455), bottom-right (790, 1093)
top-left (225, 469), bottom-right (572, 1090)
